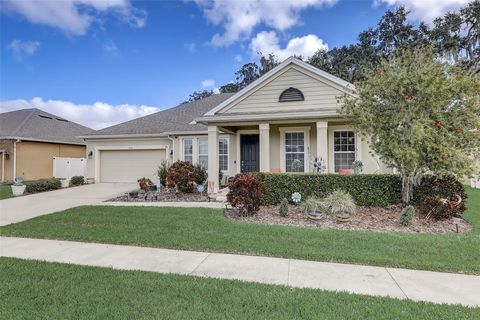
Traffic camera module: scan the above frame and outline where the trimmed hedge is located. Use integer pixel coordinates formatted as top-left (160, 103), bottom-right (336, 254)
top-left (263, 173), bottom-right (402, 207)
top-left (69, 176), bottom-right (85, 187)
top-left (25, 178), bottom-right (62, 193)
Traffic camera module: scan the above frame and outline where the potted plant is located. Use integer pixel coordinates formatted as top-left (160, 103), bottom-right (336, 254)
top-left (11, 177), bottom-right (26, 196)
top-left (302, 196), bottom-right (323, 220)
top-left (323, 190), bottom-right (356, 222)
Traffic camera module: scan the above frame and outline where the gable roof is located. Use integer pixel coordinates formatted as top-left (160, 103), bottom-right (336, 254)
top-left (0, 108), bottom-right (94, 145)
top-left (82, 93), bottom-right (235, 138)
top-left (203, 57), bottom-right (355, 117)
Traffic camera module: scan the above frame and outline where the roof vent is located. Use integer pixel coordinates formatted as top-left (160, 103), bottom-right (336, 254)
top-left (279, 87), bottom-right (304, 102)
top-left (38, 115), bottom-right (53, 119)
top-left (56, 118), bottom-right (68, 122)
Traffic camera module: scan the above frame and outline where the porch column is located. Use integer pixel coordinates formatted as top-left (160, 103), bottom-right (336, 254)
top-left (316, 121), bottom-right (328, 172)
top-left (207, 125), bottom-right (219, 194)
top-left (259, 123), bottom-right (270, 172)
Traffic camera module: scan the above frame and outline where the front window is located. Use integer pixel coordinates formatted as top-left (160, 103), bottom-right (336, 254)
top-left (198, 138), bottom-right (208, 169)
top-left (219, 137), bottom-right (229, 171)
top-left (285, 132), bottom-right (305, 172)
top-left (183, 139), bottom-right (193, 163)
top-left (334, 131), bottom-right (355, 172)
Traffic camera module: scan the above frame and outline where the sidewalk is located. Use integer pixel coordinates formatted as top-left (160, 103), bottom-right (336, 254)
top-left (1, 236), bottom-right (479, 307)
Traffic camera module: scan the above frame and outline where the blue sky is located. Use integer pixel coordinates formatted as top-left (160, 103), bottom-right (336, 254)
top-left (0, 0), bottom-right (470, 129)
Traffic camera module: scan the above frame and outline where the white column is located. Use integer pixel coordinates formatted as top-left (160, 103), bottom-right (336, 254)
top-left (207, 125), bottom-right (219, 194)
top-left (259, 123), bottom-right (270, 172)
top-left (316, 121), bottom-right (328, 172)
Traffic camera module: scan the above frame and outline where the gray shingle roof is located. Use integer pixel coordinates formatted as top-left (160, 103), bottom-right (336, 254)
top-left (0, 108), bottom-right (94, 145)
top-left (86, 93), bottom-right (235, 137)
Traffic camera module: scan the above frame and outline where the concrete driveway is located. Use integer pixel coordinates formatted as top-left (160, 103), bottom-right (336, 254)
top-left (0, 183), bottom-right (136, 226)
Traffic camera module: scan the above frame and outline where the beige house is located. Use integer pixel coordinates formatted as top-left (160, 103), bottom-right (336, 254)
top-left (0, 108), bottom-right (92, 182)
top-left (82, 57), bottom-right (389, 191)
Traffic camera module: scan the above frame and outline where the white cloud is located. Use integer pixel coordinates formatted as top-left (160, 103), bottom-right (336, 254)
top-left (201, 79), bottom-right (216, 88)
top-left (1, 0), bottom-right (147, 36)
top-left (374, 0), bottom-right (471, 22)
top-left (102, 40), bottom-right (119, 56)
top-left (7, 40), bottom-right (40, 61)
top-left (250, 31), bottom-right (328, 60)
top-left (193, 0), bottom-right (337, 46)
top-left (0, 97), bottom-right (160, 130)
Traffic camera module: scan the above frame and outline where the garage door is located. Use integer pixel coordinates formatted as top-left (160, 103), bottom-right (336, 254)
top-left (100, 149), bottom-right (166, 183)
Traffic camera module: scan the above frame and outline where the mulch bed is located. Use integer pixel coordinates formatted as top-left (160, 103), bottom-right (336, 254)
top-left (225, 204), bottom-right (473, 234)
top-left (108, 189), bottom-right (211, 202)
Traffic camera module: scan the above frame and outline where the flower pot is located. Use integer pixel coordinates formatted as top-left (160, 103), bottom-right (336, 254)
top-left (307, 209), bottom-right (322, 220)
top-left (336, 212), bottom-right (351, 222)
top-left (60, 179), bottom-right (69, 188)
top-left (11, 185), bottom-right (26, 196)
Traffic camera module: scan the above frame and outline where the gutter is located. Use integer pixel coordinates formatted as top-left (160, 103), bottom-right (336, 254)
top-left (196, 110), bottom-right (341, 124)
top-left (79, 131), bottom-right (209, 140)
top-left (0, 136), bottom-right (85, 146)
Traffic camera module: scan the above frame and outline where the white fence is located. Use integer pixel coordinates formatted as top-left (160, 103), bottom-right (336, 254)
top-left (53, 157), bottom-right (86, 180)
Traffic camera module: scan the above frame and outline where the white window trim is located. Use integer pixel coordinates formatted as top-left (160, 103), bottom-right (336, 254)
top-left (180, 136), bottom-right (230, 173)
top-left (218, 136), bottom-right (230, 173)
top-left (279, 127), bottom-right (310, 173)
top-left (181, 138), bottom-right (194, 163)
top-left (332, 129), bottom-right (357, 173)
top-left (198, 137), bottom-right (208, 169)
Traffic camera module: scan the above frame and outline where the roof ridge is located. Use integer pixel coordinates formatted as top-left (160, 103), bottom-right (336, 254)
top-left (10, 108), bottom-right (36, 137)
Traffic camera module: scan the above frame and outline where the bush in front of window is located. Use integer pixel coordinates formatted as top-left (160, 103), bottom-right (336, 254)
top-left (263, 173), bottom-right (402, 207)
top-left (157, 161), bottom-right (170, 187)
top-left (227, 173), bottom-right (265, 216)
top-left (167, 161), bottom-right (197, 193)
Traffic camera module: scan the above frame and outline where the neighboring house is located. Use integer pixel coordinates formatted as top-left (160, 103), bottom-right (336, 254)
top-left (0, 108), bottom-right (93, 182)
top-left (81, 57), bottom-right (390, 191)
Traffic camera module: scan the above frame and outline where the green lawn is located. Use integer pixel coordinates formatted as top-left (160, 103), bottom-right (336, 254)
top-left (2, 187), bottom-right (479, 274)
top-left (0, 184), bottom-right (13, 200)
top-left (1, 258), bottom-right (477, 319)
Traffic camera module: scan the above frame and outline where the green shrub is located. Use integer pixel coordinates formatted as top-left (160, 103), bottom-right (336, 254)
top-left (194, 164), bottom-right (207, 185)
top-left (323, 190), bottom-right (356, 216)
top-left (69, 176), bottom-right (84, 187)
top-left (227, 173), bottom-right (265, 216)
top-left (399, 205), bottom-right (415, 226)
top-left (414, 175), bottom-right (467, 220)
top-left (263, 173), bottom-right (401, 207)
top-left (167, 161), bottom-right (197, 193)
top-left (26, 178), bottom-right (62, 193)
top-left (279, 198), bottom-right (289, 217)
top-left (157, 161), bottom-right (169, 187)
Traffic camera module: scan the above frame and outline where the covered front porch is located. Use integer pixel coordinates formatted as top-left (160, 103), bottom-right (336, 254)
top-left (206, 120), bottom-right (373, 193)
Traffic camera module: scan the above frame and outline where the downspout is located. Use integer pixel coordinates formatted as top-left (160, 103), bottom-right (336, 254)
top-left (167, 135), bottom-right (176, 164)
top-left (13, 139), bottom-right (20, 181)
top-left (1, 150), bottom-right (4, 183)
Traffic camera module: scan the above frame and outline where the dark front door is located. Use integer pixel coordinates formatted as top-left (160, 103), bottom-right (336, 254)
top-left (241, 134), bottom-right (260, 173)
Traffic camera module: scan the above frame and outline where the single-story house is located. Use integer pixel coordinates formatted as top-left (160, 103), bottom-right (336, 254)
top-left (0, 108), bottom-right (93, 182)
top-left (81, 57), bottom-right (391, 192)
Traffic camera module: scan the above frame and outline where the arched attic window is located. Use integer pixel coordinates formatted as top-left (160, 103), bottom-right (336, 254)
top-left (279, 87), bottom-right (304, 102)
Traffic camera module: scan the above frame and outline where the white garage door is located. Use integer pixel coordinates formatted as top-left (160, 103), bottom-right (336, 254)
top-left (100, 149), bottom-right (166, 183)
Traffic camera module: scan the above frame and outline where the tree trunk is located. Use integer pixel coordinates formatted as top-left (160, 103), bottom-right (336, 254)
top-left (402, 173), bottom-right (414, 204)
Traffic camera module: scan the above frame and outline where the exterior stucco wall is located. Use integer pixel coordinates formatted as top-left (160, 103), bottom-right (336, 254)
top-left (85, 137), bottom-right (173, 182)
top-left (0, 141), bottom-right (86, 182)
top-left (219, 65), bottom-right (344, 115)
top-left (0, 140), bottom-right (14, 182)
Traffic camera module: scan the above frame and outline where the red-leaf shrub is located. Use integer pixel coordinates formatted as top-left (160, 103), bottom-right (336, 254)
top-left (167, 161), bottom-right (197, 193)
top-left (137, 177), bottom-right (153, 192)
top-left (414, 175), bottom-right (467, 220)
top-left (227, 173), bottom-right (265, 216)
